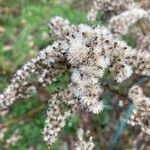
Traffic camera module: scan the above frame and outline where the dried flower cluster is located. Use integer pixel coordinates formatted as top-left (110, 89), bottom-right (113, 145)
top-left (74, 128), bottom-right (95, 150)
top-left (88, 0), bottom-right (150, 38)
top-left (109, 8), bottom-right (150, 37)
top-left (128, 85), bottom-right (150, 135)
top-left (42, 90), bottom-right (76, 145)
top-left (87, 0), bottom-right (138, 21)
top-left (87, 0), bottom-right (150, 137)
top-left (133, 34), bottom-right (150, 51)
top-left (48, 16), bottom-right (74, 40)
top-left (0, 59), bottom-right (37, 111)
top-left (0, 11), bottom-right (149, 147)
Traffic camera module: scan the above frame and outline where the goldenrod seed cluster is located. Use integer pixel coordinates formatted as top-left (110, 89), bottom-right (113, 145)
top-left (128, 85), bottom-right (150, 135)
top-left (0, 12), bottom-right (149, 147)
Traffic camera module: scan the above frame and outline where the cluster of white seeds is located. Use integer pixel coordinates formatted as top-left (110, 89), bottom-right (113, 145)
top-left (87, 0), bottom-right (138, 21)
top-left (48, 16), bottom-right (74, 40)
top-left (74, 128), bottom-right (95, 150)
top-left (134, 34), bottom-right (150, 51)
top-left (0, 16), bottom-right (149, 147)
top-left (128, 85), bottom-right (150, 135)
top-left (42, 90), bottom-right (76, 145)
top-left (109, 8), bottom-right (149, 37)
top-left (0, 59), bottom-right (37, 111)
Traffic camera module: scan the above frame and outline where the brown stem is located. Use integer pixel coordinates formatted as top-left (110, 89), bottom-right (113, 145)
top-left (138, 0), bottom-right (150, 9)
top-left (0, 104), bottom-right (45, 129)
top-left (138, 20), bottom-right (147, 36)
top-left (102, 74), bottom-right (141, 102)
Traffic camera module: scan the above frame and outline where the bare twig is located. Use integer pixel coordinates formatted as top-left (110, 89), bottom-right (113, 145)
top-left (0, 104), bottom-right (46, 129)
top-left (138, 20), bottom-right (147, 36)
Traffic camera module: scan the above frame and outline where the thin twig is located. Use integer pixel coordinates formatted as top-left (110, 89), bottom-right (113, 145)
top-left (138, 0), bottom-right (150, 9)
top-left (0, 104), bottom-right (46, 129)
top-left (138, 20), bottom-right (147, 36)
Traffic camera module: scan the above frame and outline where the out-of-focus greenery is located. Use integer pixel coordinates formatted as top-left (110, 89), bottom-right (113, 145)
top-left (0, 0), bottom-right (87, 74)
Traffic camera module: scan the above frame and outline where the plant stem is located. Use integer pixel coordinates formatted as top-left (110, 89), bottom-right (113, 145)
top-left (0, 104), bottom-right (46, 129)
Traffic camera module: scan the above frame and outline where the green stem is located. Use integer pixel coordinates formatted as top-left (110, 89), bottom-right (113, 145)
top-left (108, 103), bottom-right (133, 150)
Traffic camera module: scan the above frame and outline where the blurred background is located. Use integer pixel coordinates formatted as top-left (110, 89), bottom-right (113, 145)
top-left (0, 0), bottom-right (149, 150)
